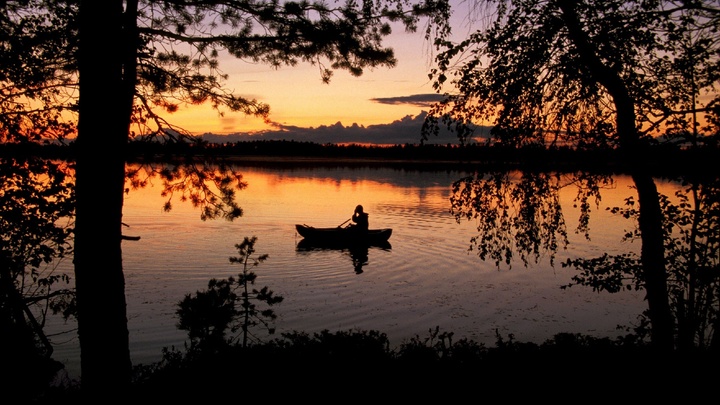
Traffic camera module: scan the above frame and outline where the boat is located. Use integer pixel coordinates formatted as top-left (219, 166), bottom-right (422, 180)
top-left (295, 224), bottom-right (392, 247)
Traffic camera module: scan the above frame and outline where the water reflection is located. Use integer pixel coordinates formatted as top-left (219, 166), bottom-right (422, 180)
top-left (295, 238), bottom-right (392, 274)
top-left (47, 164), bottom-right (657, 380)
top-left (350, 246), bottom-right (368, 274)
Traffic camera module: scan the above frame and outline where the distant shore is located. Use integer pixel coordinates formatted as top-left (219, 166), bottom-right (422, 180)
top-left (3, 138), bottom-right (718, 175)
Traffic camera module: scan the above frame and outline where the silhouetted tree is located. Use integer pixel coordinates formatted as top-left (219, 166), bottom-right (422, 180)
top-left (177, 236), bottom-right (282, 351)
top-left (0, 157), bottom-right (75, 392)
top-left (449, 170), bottom-right (610, 268)
top-left (176, 277), bottom-right (237, 352)
top-left (425, 0), bottom-right (720, 350)
top-left (563, 177), bottom-right (720, 350)
top-left (3, 0), bottom-right (452, 395)
top-left (229, 236), bottom-right (283, 348)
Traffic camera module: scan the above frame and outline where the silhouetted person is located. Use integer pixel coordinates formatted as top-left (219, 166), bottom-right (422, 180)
top-left (350, 204), bottom-right (369, 231)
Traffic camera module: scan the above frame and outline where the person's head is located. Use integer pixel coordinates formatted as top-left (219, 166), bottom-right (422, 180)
top-left (355, 205), bottom-right (364, 213)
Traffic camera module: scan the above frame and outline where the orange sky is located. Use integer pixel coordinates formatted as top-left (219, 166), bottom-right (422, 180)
top-left (168, 33), bottom-right (438, 135)
top-left (164, 2), bottom-right (717, 141)
top-left (166, 3), bottom-right (480, 136)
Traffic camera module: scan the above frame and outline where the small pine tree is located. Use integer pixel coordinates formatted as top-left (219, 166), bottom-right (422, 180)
top-left (177, 236), bottom-right (283, 351)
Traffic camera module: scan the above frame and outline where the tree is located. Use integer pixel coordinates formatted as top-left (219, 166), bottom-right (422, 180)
top-left (0, 1), bottom-right (78, 143)
top-left (3, 0), bottom-right (451, 395)
top-left (177, 236), bottom-right (283, 351)
top-left (563, 177), bottom-right (720, 350)
top-left (424, 0), bottom-right (719, 350)
top-left (0, 156), bottom-right (75, 393)
top-left (448, 170), bottom-right (611, 269)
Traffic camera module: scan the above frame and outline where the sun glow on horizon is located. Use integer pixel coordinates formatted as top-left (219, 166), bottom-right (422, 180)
top-left (162, 21), bottom-right (440, 136)
top-left (168, 92), bottom-right (431, 136)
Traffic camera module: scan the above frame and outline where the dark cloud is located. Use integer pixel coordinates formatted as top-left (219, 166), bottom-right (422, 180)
top-left (369, 93), bottom-right (446, 107)
top-left (200, 111), bottom-right (491, 145)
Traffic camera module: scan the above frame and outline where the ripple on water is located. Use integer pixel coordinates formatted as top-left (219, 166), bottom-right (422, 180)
top-left (46, 166), bottom-right (653, 380)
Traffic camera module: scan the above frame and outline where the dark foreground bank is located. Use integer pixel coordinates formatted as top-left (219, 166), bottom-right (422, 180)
top-left (23, 329), bottom-right (720, 403)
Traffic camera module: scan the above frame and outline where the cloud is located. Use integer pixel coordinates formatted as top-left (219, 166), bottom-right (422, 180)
top-left (370, 93), bottom-right (446, 107)
top-left (200, 111), bottom-right (491, 145)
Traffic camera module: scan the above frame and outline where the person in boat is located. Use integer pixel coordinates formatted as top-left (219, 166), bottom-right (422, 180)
top-left (349, 204), bottom-right (369, 231)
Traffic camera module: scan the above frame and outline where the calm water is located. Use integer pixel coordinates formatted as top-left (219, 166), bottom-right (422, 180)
top-left (49, 164), bottom-right (673, 380)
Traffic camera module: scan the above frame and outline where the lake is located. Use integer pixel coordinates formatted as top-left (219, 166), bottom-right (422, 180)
top-left (48, 163), bottom-right (670, 380)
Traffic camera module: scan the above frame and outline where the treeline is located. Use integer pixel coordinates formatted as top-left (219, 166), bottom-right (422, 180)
top-left (2, 138), bottom-right (719, 175)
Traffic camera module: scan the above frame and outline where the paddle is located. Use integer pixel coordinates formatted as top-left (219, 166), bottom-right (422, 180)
top-left (338, 218), bottom-right (352, 228)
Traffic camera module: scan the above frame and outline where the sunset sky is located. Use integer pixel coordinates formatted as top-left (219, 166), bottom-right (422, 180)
top-left (166, 2), bottom-right (483, 144)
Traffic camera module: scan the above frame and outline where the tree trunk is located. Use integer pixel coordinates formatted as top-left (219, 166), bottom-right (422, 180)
top-left (76, 0), bottom-right (132, 394)
top-left (558, 1), bottom-right (674, 350)
top-left (631, 172), bottom-right (675, 350)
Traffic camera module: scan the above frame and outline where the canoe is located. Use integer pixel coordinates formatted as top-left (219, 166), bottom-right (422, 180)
top-left (295, 224), bottom-right (392, 246)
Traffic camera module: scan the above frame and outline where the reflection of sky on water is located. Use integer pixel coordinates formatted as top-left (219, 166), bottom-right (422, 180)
top-left (50, 165), bottom-right (674, 381)
top-left (244, 164), bottom-right (471, 189)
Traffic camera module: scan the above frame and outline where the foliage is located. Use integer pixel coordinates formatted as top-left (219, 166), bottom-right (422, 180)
top-left (127, 0), bottom-right (450, 125)
top-left (0, 0), bottom-right (78, 143)
top-left (118, 0), bottom-right (448, 219)
top-left (563, 177), bottom-right (720, 349)
top-left (2, 0), bottom-right (453, 223)
top-left (176, 236), bottom-right (283, 351)
top-left (423, 0), bottom-right (719, 349)
top-left (449, 170), bottom-right (612, 268)
top-left (126, 159), bottom-right (248, 221)
top-left (394, 326), bottom-right (483, 366)
top-left (424, 0), bottom-right (720, 146)
top-left (0, 157), bottom-right (76, 325)
top-left (665, 179), bottom-right (720, 349)
top-left (3, 0), bottom-right (453, 394)
top-left (2, 0), bottom-right (452, 142)
top-left (126, 326), bottom-right (716, 402)
top-left (0, 156), bottom-right (75, 395)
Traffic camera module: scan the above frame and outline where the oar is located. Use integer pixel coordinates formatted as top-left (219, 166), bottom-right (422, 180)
top-left (338, 218), bottom-right (352, 228)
